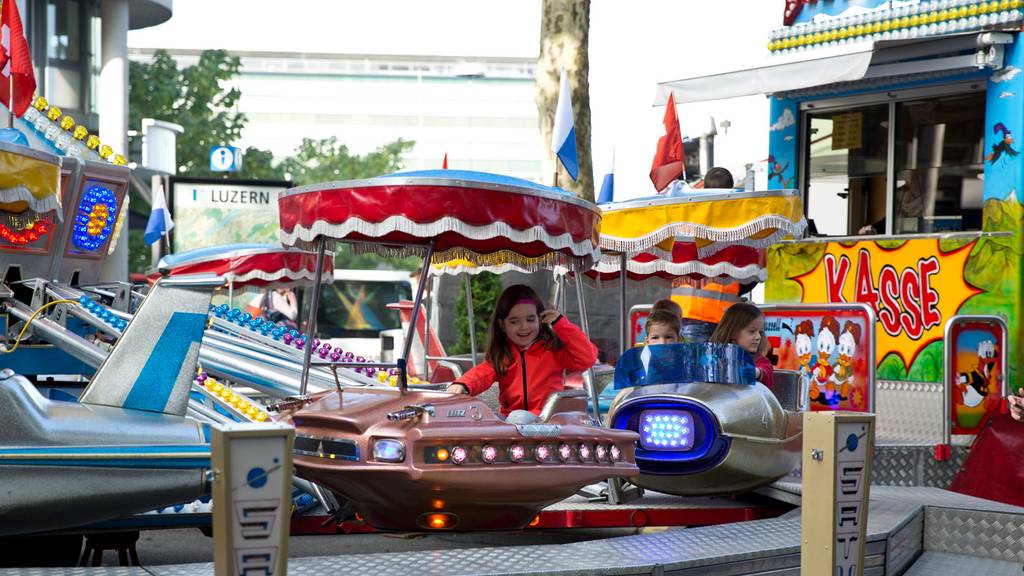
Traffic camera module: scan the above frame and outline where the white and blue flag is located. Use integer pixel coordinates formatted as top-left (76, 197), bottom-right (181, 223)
top-left (597, 149), bottom-right (615, 204)
top-left (551, 68), bottom-right (579, 181)
top-left (144, 184), bottom-right (175, 245)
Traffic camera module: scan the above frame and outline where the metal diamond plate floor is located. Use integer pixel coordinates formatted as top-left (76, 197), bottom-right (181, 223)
top-left (903, 551), bottom-right (1023, 575)
top-left (3, 487), bottom-right (1022, 576)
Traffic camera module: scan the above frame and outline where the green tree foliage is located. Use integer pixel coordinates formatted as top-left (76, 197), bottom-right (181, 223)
top-left (278, 137), bottom-right (415, 185)
top-left (450, 273), bottom-right (502, 356)
top-left (129, 49), bottom-right (246, 176)
top-left (128, 49), bottom-right (417, 273)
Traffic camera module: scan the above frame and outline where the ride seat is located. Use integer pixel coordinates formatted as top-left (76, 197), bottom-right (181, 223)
top-left (538, 388), bottom-right (589, 422)
top-left (770, 369), bottom-right (804, 411)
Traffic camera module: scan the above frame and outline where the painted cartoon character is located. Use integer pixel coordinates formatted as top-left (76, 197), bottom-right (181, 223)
top-left (832, 321), bottom-right (861, 403)
top-left (986, 122), bottom-right (1018, 165)
top-left (809, 316), bottom-right (839, 406)
top-left (767, 154), bottom-right (790, 186)
top-left (794, 320), bottom-right (815, 405)
top-left (957, 339), bottom-right (999, 408)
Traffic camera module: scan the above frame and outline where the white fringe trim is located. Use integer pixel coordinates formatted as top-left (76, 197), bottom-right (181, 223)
top-left (0, 185), bottom-right (63, 219)
top-left (280, 215), bottom-right (600, 271)
top-left (599, 215), bottom-right (807, 255)
top-left (230, 268), bottom-right (331, 285)
top-left (591, 259), bottom-right (766, 283)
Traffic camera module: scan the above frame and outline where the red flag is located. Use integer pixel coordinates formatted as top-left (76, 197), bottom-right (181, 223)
top-left (0, 0), bottom-right (36, 117)
top-left (650, 92), bottom-right (684, 192)
top-left (442, 152), bottom-right (448, 169)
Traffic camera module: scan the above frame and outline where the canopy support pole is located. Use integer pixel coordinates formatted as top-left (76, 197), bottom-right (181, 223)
top-left (227, 277), bottom-right (234, 309)
top-left (400, 240), bottom-right (435, 394)
top-left (423, 274), bottom-right (433, 383)
top-left (573, 272), bottom-right (601, 423)
top-left (299, 237), bottom-right (327, 396)
top-left (619, 252), bottom-right (627, 352)
top-left (464, 274), bottom-right (477, 366)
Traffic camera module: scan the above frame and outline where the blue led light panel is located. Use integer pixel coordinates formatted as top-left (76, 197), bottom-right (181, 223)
top-left (639, 409), bottom-right (695, 451)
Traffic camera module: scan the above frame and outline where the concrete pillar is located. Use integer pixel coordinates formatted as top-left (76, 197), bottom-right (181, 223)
top-left (98, 0), bottom-right (130, 283)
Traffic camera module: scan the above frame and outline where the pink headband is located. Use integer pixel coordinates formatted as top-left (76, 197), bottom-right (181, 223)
top-left (515, 298), bottom-right (538, 306)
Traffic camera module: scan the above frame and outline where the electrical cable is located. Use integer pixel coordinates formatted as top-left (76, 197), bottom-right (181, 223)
top-left (0, 299), bottom-right (79, 354)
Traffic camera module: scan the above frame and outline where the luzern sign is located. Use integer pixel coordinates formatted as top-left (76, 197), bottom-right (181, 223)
top-left (176, 183), bottom-right (284, 209)
top-left (171, 178), bottom-right (291, 252)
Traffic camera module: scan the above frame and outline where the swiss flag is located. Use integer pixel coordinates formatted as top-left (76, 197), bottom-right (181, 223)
top-left (649, 92), bottom-right (684, 193)
top-left (1, 0), bottom-right (36, 117)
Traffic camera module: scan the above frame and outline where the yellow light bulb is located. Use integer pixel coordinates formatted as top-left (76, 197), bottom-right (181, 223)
top-left (32, 96), bottom-right (48, 111)
top-left (47, 106), bottom-right (62, 121)
top-left (86, 135), bottom-right (101, 150)
top-left (99, 145), bottom-right (113, 159)
top-left (59, 116), bottom-right (75, 131)
top-left (113, 154), bottom-right (127, 166)
top-left (73, 126), bottom-right (88, 140)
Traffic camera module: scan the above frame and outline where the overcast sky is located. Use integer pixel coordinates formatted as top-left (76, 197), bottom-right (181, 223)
top-left (129, 0), bottom-right (781, 200)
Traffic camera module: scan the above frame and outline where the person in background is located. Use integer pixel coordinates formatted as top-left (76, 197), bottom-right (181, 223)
top-left (1008, 389), bottom-right (1024, 422)
top-left (708, 302), bottom-right (774, 387)
top-left (651, 298), bottom-right (682, 319)
top-left (446, 284), bottom-right (597, 419)
top-left (250, 287), bottom-right (299, 329)
top-left (701, 167), bottom-right (735, 189)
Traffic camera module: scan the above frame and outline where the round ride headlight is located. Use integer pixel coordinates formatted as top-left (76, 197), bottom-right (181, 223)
top-left (595, 444), bottom-right (607, 462)
top-left (610, 444), bottom-right (621, 462)
top-left (481, 444), bottom-right (498, 464)
top-left (509, 444), bottom-right (526, 463)
top-left (373, 439), bottom-right (406, 463)
top-left (450, 445), bottom-right (468, 465)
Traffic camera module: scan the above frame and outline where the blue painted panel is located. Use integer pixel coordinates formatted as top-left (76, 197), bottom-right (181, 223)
top-left (792, 0), bottom-right (891, 24)
top-left (123, 312), bottom-right (208, 413)
top-left (768, 98), bottom-right (800, 190)
top-left (984, 40), bottom-right (1024, 205)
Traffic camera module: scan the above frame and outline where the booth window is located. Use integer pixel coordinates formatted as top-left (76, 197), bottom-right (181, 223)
top-left (893, 92), bottom-right (985, 234)
top-left (803, 90), bottom-right (985, 236)
top-left (804, 104), bottom-right (889, 236)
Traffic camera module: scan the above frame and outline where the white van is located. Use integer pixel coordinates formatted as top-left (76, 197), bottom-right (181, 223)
top-left (315, 269), bottom-right (413, 360)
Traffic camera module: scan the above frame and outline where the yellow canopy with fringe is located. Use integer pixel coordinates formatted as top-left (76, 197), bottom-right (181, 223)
top-left (0, 147), bottom-right (61, 215)
top-left (599, 189), bottom-right (806, 256)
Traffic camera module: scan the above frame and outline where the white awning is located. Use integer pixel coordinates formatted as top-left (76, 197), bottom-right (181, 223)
top-left (655, 32), bottom-right (1013, 105)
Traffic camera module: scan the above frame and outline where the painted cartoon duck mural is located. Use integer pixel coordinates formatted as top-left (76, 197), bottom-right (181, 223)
top-left (987, 122), bottom-right (1019, 165)
top-left (957, 339), bottom-right (999, 409)
top-left (832, 321), bottom-right (860, 403)
top-left (794, 319), bottom-right (815, 403)
top-left (810, 316), bottom-right (840, 406)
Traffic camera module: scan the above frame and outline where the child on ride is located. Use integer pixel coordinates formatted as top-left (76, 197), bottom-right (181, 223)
top-left (645, 309), bottom-right (681, 345)
top-left (446, 284), bottom-right (598, 416)
top-left (709, 302), bottom-right (774, 387)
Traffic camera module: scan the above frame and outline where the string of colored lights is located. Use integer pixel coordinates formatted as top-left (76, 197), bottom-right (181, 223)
top-left (769, 0), bottom-right (1023, 53)
top-left (0, 219), bottom-right (50, 246)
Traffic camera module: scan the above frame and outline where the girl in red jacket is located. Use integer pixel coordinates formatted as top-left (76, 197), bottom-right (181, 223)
top-left (446, 284), bottom-right (598, 416)
top-left (709, 302), bottom-right (774, 387)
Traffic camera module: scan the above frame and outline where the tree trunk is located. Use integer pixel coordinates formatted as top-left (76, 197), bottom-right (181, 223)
top-left (536, 0), bottom-right (593, 201)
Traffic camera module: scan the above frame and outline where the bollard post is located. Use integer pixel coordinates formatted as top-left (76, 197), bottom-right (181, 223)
top-left (801, 411), bottom-right (874, 576)
top-left (213, 422), bottom-right (294, 576)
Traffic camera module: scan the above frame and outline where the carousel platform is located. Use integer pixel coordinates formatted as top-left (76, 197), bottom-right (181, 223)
top-left (5, 483), bottom-right (1020, 576)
